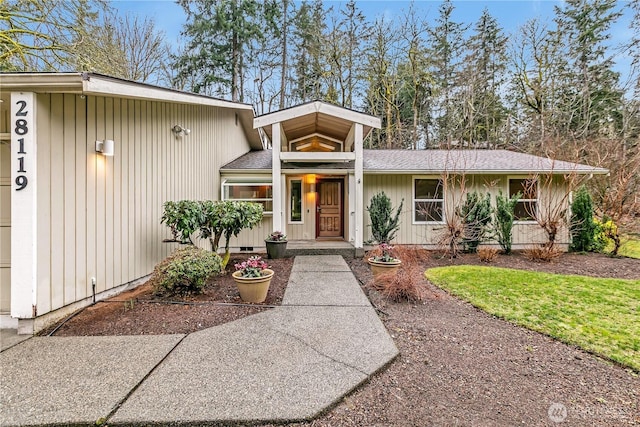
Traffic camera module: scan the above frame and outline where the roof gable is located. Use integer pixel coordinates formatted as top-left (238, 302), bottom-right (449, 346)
top-left (253, 101), bottom-right (381, 147)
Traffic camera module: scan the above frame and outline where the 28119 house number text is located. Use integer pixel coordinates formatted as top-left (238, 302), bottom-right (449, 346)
top-left (14, 99), bottom-right (28, 191)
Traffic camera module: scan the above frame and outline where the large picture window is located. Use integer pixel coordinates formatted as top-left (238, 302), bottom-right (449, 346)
top-left (289, 179), bottom-right (303, 223)
top-left (222, 180), bottom-right (273, 214)
top-left (414, 178), bottom-right (444, 222)
top-left (509, 178), bottom-right (537, 221)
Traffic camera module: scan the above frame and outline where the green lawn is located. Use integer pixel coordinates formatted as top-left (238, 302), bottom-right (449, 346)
top-left (616, 235), bottom-right (640, 259)
top-left (426, 266), bottom-right (640, 371)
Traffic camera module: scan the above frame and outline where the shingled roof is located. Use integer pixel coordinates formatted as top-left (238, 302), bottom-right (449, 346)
top-left (220, 149), bottom-right (608, 175)
top-left (363, 149), bottom-right (608, 174)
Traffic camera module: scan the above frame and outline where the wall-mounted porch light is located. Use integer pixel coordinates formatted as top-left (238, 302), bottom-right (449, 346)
top-left (95, 139), bottom-right (115, 156)
top-left (172, 125), bottom-right (191, 137)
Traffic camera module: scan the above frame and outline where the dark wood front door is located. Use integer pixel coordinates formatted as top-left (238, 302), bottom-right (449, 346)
top-left (316, 180), bottom-right (343, 238)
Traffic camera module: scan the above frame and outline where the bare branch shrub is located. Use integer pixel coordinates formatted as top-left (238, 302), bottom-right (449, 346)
top-left (366, 245), bottom-right (431, 302)
top-left (429, 153), bottom-right (469, 259)
top-left (371, 264), bottom-right (428, 302)
top-left (524, 162), bottom-right (583, 250)
top-left (590, 142), bottom-right (640, 255)
top-left (523, 245), bottom-right (562, 262)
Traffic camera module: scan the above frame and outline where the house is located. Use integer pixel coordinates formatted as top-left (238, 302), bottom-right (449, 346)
top-left (226, 102), bottom-right (608, 251)
top-left (0, 72), bottom-right (262, 333)
top-left (0, 74), bottom-right (607, 334)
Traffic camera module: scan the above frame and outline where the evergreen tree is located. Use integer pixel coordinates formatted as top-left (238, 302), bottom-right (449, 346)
top-left (459, 191), bottom-right (492, 253)
top-left (553, 0), bottom-right (624, 139)
top-left (493, 190), bottom-right (519, 254)
top-left (290, 0), bottom-right (327, 103)
top-left (174, 0), bottom-right (265, 101)
top-left (570, 186), bottom-right (597, 252)
top-left (427, 0), bottom-right (468, 147)
top-left (397, 4), bottom-right (432, 149)
top-left (460, 8), bottom-right (508, 147)
top-left (367, 192), bottom-right (404, 244)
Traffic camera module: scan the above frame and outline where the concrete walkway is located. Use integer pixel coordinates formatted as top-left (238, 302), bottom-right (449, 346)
top-left (0, 255), bottom-right (398, 426)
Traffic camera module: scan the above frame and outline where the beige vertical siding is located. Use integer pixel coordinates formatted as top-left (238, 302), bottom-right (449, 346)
top-left (0, 142), bottom-right (10, 313)
top-left (34, 93), bottom-right (251, 317)
top-left (363, 173), bottom-right (570, 248)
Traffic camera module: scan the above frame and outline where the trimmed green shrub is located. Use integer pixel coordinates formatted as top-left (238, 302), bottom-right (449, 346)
top-left (367, 191), bottom-right (404, 244)
top-left (493, 190), bottom-right (519, 254)
top-left (199, 200), bottom-right (263, 267)
top-left (570, 186), bottom-right (596, 252)
top-left (161, 200), bottom-right (203, 245)
top-left (459, 191), bottom-right (492, 253)
top-left (152, 247), bottom-right (223, 296)
top-left (161, 200), bottom-right (264, 269)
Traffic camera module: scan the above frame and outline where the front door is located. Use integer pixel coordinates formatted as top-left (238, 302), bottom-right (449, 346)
top-left (316, 180), bottom-right (343, 238)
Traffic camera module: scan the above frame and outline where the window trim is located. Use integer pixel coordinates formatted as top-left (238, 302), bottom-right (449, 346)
top-left (508, 176), bottom-right (538, 223)
top-left (288, 177), bottom-right (304, 224)
top-left (221, 179), bottom-right (273, 215)
top-left (412, 176), bottom-right (445, 225)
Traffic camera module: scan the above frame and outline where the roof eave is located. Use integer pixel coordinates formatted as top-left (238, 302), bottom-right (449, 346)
top-left (1, 72), bottom-right (263, 150)
top-left (253, 100), bottom-right (381, 129)
top-left (220, 168), bottom-right (271, 173)
top-left (363, 169), bottom-right (610, 175)
top-left (0, 72), bottom-right (84, 93)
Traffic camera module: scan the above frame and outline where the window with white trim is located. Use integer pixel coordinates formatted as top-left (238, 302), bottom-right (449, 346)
top-left (222, 180), bottom-right (273, 214)
top-left (289, 179), bottom-right (303, 223)
top-left (414, 178), bottom-right (444, 222)
top-left (509, 178), bottom-right (537, 221)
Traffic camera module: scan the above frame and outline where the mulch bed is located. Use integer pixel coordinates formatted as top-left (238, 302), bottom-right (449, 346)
top-left (271, 252), bottom-right (640, 427)
top-left (43, 251), bottom-right (640, 426)
top-left (42, 256), bottom-right (293, 336)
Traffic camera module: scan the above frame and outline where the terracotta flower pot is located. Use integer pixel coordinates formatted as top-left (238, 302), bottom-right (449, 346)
top-left (232, 269), bottom-right (274, 303)
top-left (367, 257), bottom-right (402, 277)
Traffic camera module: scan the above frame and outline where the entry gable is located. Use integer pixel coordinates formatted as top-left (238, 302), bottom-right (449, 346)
top-left (253, 101), bottom-right (381, 152)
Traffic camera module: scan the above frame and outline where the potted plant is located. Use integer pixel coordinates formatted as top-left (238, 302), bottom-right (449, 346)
top-left (368, 243), bottom-right (402, 277)
top-left (232, 256), bottom-right (274, 303)
top-left (265, 231), bottom-right (287, 259)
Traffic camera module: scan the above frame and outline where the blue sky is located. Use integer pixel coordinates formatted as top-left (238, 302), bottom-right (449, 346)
top-left (110, 0), bottom-right (635, 84)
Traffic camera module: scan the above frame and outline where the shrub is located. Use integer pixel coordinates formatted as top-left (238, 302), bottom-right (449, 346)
top-left (478, 246), bottom-right (499, 263)
top-left (459, 191), bottom-right (492, 253)
top-left (367, 246), bottom-right (432, 302)
top-left (593, 217), bottom-right (619, 254)
top-left (372, 265), bottom-right (427, 302)
top-left (367, 191), bottom-right (404, 243)
top-left (570, 186), bottom-right (596, 252)
top-left (493, 190), bottom-right (519, 254)
top-left (523, 245), bottom-right (562, 262)
top-left (200, 200), bottom-right (264, 267)
top-left (161, 200), bottom-right (203, 245)
top-left (152, 247), bottom-right (223, 296)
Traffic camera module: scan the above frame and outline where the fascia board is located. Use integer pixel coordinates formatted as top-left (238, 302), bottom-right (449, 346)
top-left (0, 73), bottom-right (84, 93)
top-left (82, 75), bottom-right (254, 110)
top-left (363, 168), bottom-right (610, 175)
top-left (317, 102), bottom-right (381, 128)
